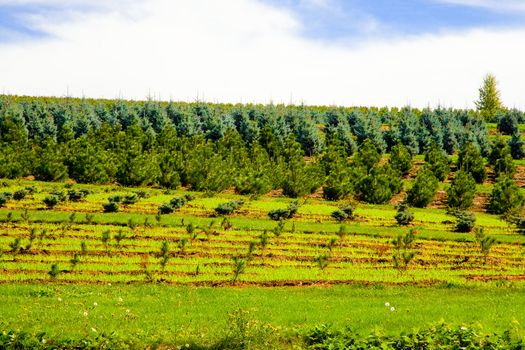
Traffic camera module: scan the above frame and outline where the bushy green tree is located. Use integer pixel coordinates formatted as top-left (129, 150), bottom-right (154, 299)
top-left (457, 142), bottom-right (486, 184)
top-left (353, 139), bottom-right (381, 174)
top-left (509, 131), bottom-right (525, 160)
top-left (355, 166), bottom-right (401, 204)
top-left (406, 167), bottom-right (439, 208)
top-left (424, 143), bottom-right (450, 182)
top-left (489, 176), bottom-right (524, 215)
top-left (389, 143), bottom-right (412, 175)
top-left (496, 109), bottom-right (520, 135)
top-left (446, 171), bottom-right (476, 211)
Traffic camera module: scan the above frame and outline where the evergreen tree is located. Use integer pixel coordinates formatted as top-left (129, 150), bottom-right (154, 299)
top-left (424, 143), bottom-right (450, 181)
top-left (446, 170), bottom-right (476, 211)
top-left (489, 176), bottom-right (524, 215)
top-left (509, 131), bottom-right (525, 160)
top-left (457, 142), bottom-right (487, 184)
top-left (475, 74), bottom-right (503, 122)
top-left (353, 139), bottom-right (381, 174)
top-left (497, 109), bottom-right (519, 135)
top-left (406, 167), bottom-right (439, 208)
top-left (389, 143), bottom-right (412, 175)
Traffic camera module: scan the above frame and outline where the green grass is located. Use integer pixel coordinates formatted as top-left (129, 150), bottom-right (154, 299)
top-left (1, 284), bottom-right (524, 344)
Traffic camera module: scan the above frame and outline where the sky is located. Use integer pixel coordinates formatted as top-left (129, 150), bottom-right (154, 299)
top-left (0, 0), bottom-right (524, 108)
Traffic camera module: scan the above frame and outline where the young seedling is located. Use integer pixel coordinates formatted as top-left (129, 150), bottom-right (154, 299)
top-left (474, 228), bottom-right (496, 265)
top-left (336, 225), bottom-right (348, 241)
top-left (80, 241), bottom-right (88, 256)
top-left (231, 256), bottom-right (247, 283)
top-left (247, 241), bottom-right (257, 261)
top-left (158, 241), bottom-right (170, 271)
top-left (101, 230), bottom-right (111, 253)
top-left (201, 221), bottom-right (216, 241)
top-left (259, 230), bottom-right (269, 257)
top-left (84, 213), bottom-right (95, 225)
top-left (155, 211), bottom-right (162, 223)
top-left (177, 237), bottom-right (188, 255)
top-left (69, 253), bottom-right (80, 271)
top-left (127, 219), bottom-right (137, 234)
top-left (9, 237), bottom-right (21, 257)
top-left (221, 217), bottom-right (233, 230)
top-left (48, 264), bottom-right (61, 279)
top-left (314, 253), bottom-right (330, 271)
top-left (272, 219), bottom-right (285, 238)
top-left (38, 229), bottom-right (47, 247)
top-left (392, 229), bottom-right (417, 273)
top-left (20, 209), bottom-right (30, 225)
top-left (326, 237), bottom-right (338, 252)
top-left (25, 227), bottom-right (37, 251)
top-left (114, 230), bottom-right (126, 247)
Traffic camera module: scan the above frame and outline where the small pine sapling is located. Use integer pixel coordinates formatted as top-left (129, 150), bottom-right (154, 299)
top-left (231, 256), bottom-right (247, 283)
top-left (391, 229), bottom-right (417, 273)
top-left (474, 228), bottom-right (496, 265)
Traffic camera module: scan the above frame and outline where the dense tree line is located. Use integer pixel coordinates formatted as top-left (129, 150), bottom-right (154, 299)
top-left (0, 95), bottom-right (524, 209)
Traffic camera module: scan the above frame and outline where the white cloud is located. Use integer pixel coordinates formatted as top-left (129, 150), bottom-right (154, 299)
top-left (435, 0), bottom-right (525, 12)
top-left (0, 0), bottom-right (524, 109)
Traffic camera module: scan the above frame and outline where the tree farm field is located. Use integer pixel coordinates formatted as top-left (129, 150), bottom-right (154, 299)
top-left (1, 178), bottom-right (525, 347)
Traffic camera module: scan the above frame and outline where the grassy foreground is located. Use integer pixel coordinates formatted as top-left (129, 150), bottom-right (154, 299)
top-left (1, 284), bottom-right (524, 346)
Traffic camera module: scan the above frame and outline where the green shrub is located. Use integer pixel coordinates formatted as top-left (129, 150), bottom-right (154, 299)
top-left (24, 186), bottom-right (37, 194)
top-left (103, 201), bottom-right (119, 213)
top-left (67, 189), bottom-right (87, 202)
top-left (395, 202), bottom-right (414, 226)
top-left (455, 211), bottom-right (476, 232)
top-left (0, 194), bottom-right (8, 208)
top-left (122, 193), bottom-right (138, 205)
top-left (108, 195), bottom-right (122, 203)
top-left (43, 195), bottom-right (60, 209)
top-left (268, 201), bottom-right (299, 221)
top-left (170, 196), bottom-right (187, 209)
top-left (13, 189), bottom-right (27, 201)
top-left (215, 200), bottom-right (245, 216)
top-left (49, 189), bottom-right (66, 202)
top-left (158, 203), bottom-right (174, 214)
top-left (331, 206), bottom-right (354, 222)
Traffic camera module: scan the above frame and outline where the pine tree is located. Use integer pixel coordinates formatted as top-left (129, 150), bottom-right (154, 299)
top-left (489, 176), bottom-right (524, 215)
top-left (475, 74), bottom-right (503, 122)
top-left (406, 167), bottom-right (439, 208)
top-left (446, 170), bottom-right (476, 211)
top-left (509, 131), bottom-right (525, 160)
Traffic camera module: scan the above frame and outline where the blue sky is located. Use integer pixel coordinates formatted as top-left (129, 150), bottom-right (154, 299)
top-left (262, 0), bottom-right (525, 41)
top-left (2, 0), bottom-right (525, 43)
top-left (0, 0), bottom-right (524, 108)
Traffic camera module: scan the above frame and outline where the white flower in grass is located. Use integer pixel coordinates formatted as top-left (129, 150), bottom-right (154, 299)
top-left (390, 307), bottom-right (395, 312)
top-left (83, 311), bottom-right (88, 317)
top-left (118, 297), bottom-right (123, 302)
top-left (385, 302), bottom-right (390, 307)
top-left (461, 326), bottom-right (467, 331)
top-left (126, 309), bottom-right (130, 314)
top-left (91, 328), bottom-right (97, 333)
top-left (57, 297), bottom-right (62, 302)
top-left (93, 302), bottom-right (98, 307)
